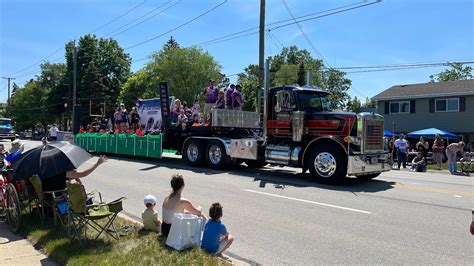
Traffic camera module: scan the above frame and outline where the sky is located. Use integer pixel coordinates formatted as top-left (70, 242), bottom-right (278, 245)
top-left (1, 0), bottom-right (473, 103)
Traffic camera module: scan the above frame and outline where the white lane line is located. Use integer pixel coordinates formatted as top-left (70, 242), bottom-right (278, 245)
top-left (243, 189), bottom-right (372, 214)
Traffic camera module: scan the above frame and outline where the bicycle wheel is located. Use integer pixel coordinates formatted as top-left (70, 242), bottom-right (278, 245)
top-left (6, 183), bottom-right (21, 233)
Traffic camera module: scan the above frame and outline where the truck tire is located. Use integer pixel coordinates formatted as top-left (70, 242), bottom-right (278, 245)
top-left (10, 138), bottom-right (15, 142)
top-left (183, 139), bottom-right (204, 166)
top-left (206, 140), bottom-right (229, 170)
top-left (307, 143), bottom-right (347, 183)
top-left (357, 173), bottom-right (381, 180)
top-left (245, 160), bottom-right (267, 168)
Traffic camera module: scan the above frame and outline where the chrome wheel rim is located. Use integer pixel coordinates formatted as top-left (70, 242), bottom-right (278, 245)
top-left (186, 143), bottom-right (199, 162)
top-left (314, 152), bottom-right (337, 177)
top-left (208, 145), bottom-right (222, 165)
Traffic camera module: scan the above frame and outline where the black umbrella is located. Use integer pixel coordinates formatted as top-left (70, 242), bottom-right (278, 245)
top-left (12, 141), bottom-right (91, 181)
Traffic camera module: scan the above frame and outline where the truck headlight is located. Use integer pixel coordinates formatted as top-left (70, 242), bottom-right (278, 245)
top-left (10, 130), bottom-right (15, 134)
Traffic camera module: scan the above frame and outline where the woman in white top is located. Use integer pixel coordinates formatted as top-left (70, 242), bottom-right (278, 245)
top-left (161, 173), bottom-right (206, 236)
top-left (445, 141), bottom-right (465, 173)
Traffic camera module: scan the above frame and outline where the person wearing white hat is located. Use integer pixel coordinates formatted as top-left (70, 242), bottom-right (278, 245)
top-left (142, 194), bottom-right (161, 232)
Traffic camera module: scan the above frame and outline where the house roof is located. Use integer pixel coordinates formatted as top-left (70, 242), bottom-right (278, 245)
top-left (372, 79), bottom-right (474, 100)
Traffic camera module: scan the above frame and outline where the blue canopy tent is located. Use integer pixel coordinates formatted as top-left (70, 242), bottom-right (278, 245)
top-left (407, 128), bottom-right (460, 139)
top-left (384, 130), bottom-right (399, 137)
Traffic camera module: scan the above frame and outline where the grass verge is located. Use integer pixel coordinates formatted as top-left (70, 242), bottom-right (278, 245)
top-left (426, 162), bottom-right (449, 171)
top-left (19, 212), bottom-right (225, 266)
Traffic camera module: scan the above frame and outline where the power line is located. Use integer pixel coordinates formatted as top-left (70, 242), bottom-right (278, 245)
top-left (106, 0), bottom-right (180, 38)
top-left (192, 0), bottom-right (381, 47)
top-left (6, 0), bottom-right (148, 77)
top-left (90, 0), bottom-right (147, 34)
top-left (281, 0), bottom-right (329, 67)
top-left (191, 0), bottom-right (368, 47)
top-left (268, 30), bottom-right (285, 48)
top-left (330, 60), bottom-right (474, 70)
top-left (7, 47), bottom-right (63, 76)
top-left (125, 0), bottom-right (228, 50)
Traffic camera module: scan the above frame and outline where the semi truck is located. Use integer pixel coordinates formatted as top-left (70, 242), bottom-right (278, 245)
top-left (0, 118), bottom-right (16, 141)
top-left (77, 71), bottom-right (390, 183)
top-left (159, 83), bottom-right (390, 183)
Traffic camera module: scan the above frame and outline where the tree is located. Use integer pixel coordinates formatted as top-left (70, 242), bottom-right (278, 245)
top-left (346, 96), bottom-right (362, 112)
top-left (163, 36), bottom-right (180, 51)
top-left (430, 63), bottom-right (473, 82)
top-left (318, 68), bottom-right (351, 110)
top-left (119, 70), bottom-right (159, 109)
top-left (11, 83), bottom-right (19, 97)
top-left (237, 64), bottom-right (259, 112)
top-left (39, 62), bottom-right (68, 127)
top-left (363, 97), bottom-right (377, 109)
top-left (65, 34), bottom-right (131, 124)
top-left (238, 45), bottom-right (351, 110)
top-left (145, 46), bottom-right (222, 105)
top-left (8, 80), bottom-right (55, 131)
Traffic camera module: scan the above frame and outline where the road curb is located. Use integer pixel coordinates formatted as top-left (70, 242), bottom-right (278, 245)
top-left (119, 212), bottom-right (251, 265)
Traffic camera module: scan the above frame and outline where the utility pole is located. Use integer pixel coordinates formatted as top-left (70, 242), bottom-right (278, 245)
top-left (72, 40), bottom-right (78, 133)
top-left (258, 0), bottom-right (265, 115)
top-left (2, 77), bottom-right (16, 105)
top-left (258, 0), bottom-right (265, 89)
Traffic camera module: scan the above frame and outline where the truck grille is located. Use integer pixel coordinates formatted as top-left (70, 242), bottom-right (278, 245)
top-left (364, 119), bottom-right (384, 151)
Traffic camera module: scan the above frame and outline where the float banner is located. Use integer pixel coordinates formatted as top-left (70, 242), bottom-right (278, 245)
top-left (136, 98), bottom-right (162, 133)
top-left (159, 82), bottom-right (171, 128)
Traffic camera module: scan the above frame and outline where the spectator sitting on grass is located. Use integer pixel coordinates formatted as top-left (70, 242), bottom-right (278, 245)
top-left (201, 202), bottom-right (234, 257)
top-left (142, 195), bottom-right (161, 232)
top-left (161, 174), bottom-right (206, 237)
top-left (410, 152), bottom-right (426, 172)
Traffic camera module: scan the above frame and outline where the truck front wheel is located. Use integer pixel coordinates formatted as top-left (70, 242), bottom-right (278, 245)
top-left (308, 144), bottom-right (347, 183)
top-left (184, 139), bottom-right (204, 166)
top-left (206, 140), bottom-right (229, 170)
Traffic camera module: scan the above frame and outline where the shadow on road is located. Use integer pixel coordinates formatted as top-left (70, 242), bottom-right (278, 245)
top-left (103, 153), bottom-right (396, 193)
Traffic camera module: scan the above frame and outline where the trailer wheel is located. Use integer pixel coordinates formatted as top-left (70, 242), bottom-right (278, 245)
top-left (206, 140), bottom-right (229, 169)
top-left (307, 143), bottom-right (347, 183)
top-left (184, 139), bottom-right (204, 166)
top-left (357, 173), bottom-right (381, 180)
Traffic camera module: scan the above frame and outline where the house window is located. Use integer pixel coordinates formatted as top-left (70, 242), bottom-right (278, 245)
top-left (389, 101), bottom-right (410, 114)
top-left (435, 98), bottom-right (459, 112)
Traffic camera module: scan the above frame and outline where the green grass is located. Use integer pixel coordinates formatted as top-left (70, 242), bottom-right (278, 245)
top-left (426, 162), bottom-right (449, 171)
top-left (19, 211), bottom-right (225, 266)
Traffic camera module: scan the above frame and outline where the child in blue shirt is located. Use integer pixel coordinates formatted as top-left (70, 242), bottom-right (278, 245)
top-left (201, 202), bottom-right (234, 256)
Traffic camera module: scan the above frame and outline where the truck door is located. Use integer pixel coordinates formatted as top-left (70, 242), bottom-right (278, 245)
top-left (267, 90), bottom-right (295, 138)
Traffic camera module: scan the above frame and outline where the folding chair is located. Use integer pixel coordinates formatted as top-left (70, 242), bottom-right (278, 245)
top-left (29, 175), bottom-right (68, 227)
top-left (66, 182), bottom-right (125, 246)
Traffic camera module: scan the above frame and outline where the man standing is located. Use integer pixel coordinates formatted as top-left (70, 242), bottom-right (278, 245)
top-left (225, 84), bottom-right (235, 110)
top-left (49, 124), bottom-right (59, 142)
top-left (394, 134), bottom-right (408, 169)
top-left (232, 85), bottom-right (243, 110)
top-left (203, 79), bottom-right (218, 118)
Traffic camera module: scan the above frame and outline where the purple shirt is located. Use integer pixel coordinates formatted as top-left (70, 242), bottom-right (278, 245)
top-left (225, 88), bottom-right (234, 106)
top-left (204, 86), bottom-right (218, 103)
top-left (232, 90), bottom-right (243, 108)
top-left (215, 97), bottom-right (225, 109)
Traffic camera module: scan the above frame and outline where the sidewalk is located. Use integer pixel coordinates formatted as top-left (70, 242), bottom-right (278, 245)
top-left (0, 223), bottom-right (57, 266)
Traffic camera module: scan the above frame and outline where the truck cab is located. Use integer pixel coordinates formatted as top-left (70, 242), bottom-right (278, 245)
top-left (0, 118), bottom-right (16, 141)
top-left (264, 85), bottom-right (389, 182)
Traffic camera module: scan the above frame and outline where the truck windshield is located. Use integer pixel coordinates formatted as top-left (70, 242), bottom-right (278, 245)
top-left (0, 120), bottom-right (13, 129)
top-left (297, 92), bottom-right (331, 112)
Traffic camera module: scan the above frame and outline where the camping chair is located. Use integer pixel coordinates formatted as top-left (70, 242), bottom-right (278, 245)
top-left (66, 182), bottom-right (125, 246)
top-left (29, 175), bottom-right (68, 227)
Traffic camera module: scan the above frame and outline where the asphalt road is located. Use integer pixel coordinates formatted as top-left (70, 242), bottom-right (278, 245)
top-left (14, 140), bottom-right (474, 265)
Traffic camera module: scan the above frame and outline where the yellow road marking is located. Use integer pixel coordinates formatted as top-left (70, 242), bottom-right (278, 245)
top-left (393, 183), bottom-right (474, 197)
